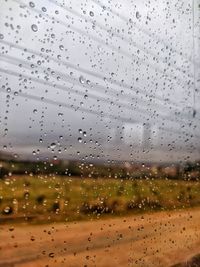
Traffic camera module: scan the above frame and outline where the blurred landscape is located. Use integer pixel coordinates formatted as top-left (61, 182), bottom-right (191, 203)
top-left (1, 151), bottom-right (200, 224)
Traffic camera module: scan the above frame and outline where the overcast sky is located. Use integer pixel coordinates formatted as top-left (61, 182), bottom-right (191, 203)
top-left (0, 0), bottom-right (200, 163)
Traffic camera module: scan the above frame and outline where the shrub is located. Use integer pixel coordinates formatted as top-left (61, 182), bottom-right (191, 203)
top-left (81, 200), bottom-right (111, 214)
top-left (0, 167), bottom-right (9, 179)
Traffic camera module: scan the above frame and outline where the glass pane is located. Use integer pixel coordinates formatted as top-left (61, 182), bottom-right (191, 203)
top-left (0, 0), bottom-right (200, 266)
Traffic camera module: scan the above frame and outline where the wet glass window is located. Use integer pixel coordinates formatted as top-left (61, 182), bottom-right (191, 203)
top-left (0, 0), bottom-right (200, 266)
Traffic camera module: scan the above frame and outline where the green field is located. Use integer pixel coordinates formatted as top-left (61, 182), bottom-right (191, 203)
top-left (0, 175), bottom-right (200, 223)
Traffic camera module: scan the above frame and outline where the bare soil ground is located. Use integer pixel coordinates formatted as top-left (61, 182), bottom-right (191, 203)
top-left (1, 208), bottom-right (200, 267)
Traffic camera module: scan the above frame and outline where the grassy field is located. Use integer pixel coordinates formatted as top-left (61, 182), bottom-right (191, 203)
top-left (0, 175), bottom-right (200, 223)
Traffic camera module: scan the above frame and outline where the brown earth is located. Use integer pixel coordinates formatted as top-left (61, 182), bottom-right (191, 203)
top-left (0, 208), bottom-right (200, 267)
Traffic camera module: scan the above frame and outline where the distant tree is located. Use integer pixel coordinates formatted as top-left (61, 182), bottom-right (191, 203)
top-left (0, 167), bottom-right (8, 179)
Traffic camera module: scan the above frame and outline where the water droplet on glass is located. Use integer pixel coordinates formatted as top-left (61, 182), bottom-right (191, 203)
top-left (89, 11), bottom-right (94, 17)
top-left (31, 24), bottom-right (38, 32)
top-left (136, 11), bottom-right (141, 19)
top-left (3, 206), bottom-right (12, 214)
top-left (30, 236), bottom-right (35, 241)
top-left (42, 6), bottom-right (47, 12)
top-left (78, 137), bottom-right (82, 143)
top-left (33, 109), bottom-right (37, 114)
top-left (59, 45), bottom-right (64, 51)
top-left (9, 226), bottom-right (14, 232)
top-left (79, 76), bottom-right (85, 84)
top-left (29, 1), bottom-right (35, 8)
top-left (50, 143), bottom-right (56, 149)
top-left (0, 34), bottom-right (4, 40)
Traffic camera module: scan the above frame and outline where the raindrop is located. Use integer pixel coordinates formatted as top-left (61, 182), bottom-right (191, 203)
top-left (29, 1), bottom-right (35, 8)
top-left (136, 11), bottom-right (141, 19)
top-left (50, 143), bottom-right (56, 149)
top-left (9, 226), bottom-right (14, 232)
top-left (89, 11), bottom-right (94, 17)
top-left (33, 109), bottom-right (37, 114)
top-left (31, 24), bottom-right (38, 32)
top-left (3, 206), bottom-right (12, 214)
top-left (0, 34), bottom-right (4, 40)
top-left (59, 45), bottom-right (64, 51)
top-left (30, 236), bottom-right (35, 241)
top-left (78, 137), bottom-right (82, 143)
top-left (42, 7), bottom-right (47, 12)
top-left (79, 76), bottom-right (85, 84)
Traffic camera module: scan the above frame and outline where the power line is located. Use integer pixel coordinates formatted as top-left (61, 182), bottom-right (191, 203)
top-left (0, 63), bottom-right (176, 125)
top-left (0, 67), bottom-right (199, 140)
top-left (92, 0), bottom-right (199, 67)
top-left (0, 59), bottom-right (154, 121)
top-left (0, 86), bottom-right (198, 141)
top-left (1, 54), bottom-right (198, 130)
top-left (47, 0), bottom-right (194, 79)
top-left (0, 39), bottom-right (185, 110)
top-left (12, 0), bottom-right (193, 88)
top-left (0, 53), bottom-right (182, 116)
top-left (2, 51), bottom-right (200, 139)
top-left (2, 41), bottom-right (199, 127)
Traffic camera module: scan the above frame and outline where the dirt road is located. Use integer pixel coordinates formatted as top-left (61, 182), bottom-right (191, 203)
top-left (1, 208), bottom-right (200, 267)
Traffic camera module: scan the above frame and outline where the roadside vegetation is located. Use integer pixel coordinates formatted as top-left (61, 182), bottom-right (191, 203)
top-left (1, 175), bottom-right (200, 224)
